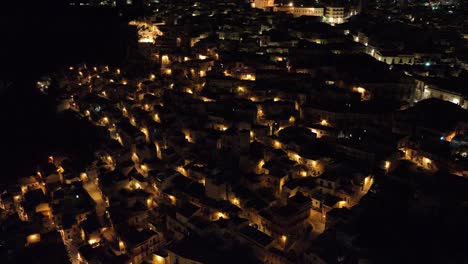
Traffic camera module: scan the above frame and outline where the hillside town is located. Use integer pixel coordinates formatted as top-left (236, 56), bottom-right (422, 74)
top-left (1, 0), bottom-right (467, 263)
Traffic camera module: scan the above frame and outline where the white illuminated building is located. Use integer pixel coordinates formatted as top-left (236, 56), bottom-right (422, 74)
top-left (128, 20), bottom-right (163, 44)
top-left (414, 79), bottom-right (468, 109)
top-left (269, 3), bottom-right (356, 25)
top-left (273, 6), bottom-right (325, 17)
top-left (324, 6), bottom-right (345, 25)
top-left (252, 0), bottom-right (275, 9)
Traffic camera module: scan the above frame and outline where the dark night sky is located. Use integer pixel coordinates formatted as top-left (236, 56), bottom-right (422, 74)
top-left (0, 2), bottom-right (132, 183)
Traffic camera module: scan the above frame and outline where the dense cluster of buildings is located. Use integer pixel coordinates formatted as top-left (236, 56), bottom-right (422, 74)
top-left (1, 0), bottom-right (467, 263)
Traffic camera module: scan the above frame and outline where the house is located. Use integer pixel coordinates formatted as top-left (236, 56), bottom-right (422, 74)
top-left (119, 227), bottom-right (162, 264)
top-left (22, 189), bottom-right (51, 220)
top-left (235, 226), bottom-right (287, 264)
top-left (0, 191), bottom-right (16, 214)
top-left (269, 192), bottom-right (311, 240)
top-left (80, 213), bottom-right (102, 247)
